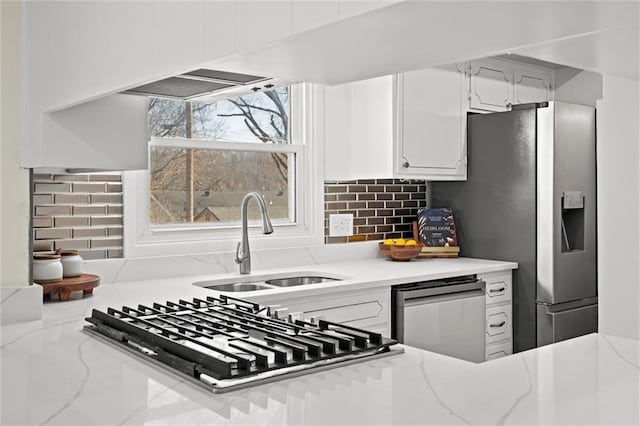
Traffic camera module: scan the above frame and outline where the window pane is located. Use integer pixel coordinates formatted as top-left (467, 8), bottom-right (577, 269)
top-left (150, 146), bottom-right (292, 225)
top-left (148, 87), bottom-right (289, 144)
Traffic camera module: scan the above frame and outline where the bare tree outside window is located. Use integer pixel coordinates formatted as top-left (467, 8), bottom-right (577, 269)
top-left (148, 88), bottom-right (292, 225)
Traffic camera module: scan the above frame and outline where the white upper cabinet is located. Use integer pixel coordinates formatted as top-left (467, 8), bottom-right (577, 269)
top-left (394, 64), bottom-right (467, 180)
top-left (324, 76), bottom-right (394, 180)
top-left (469, 58), bottom-right (514, 112)
top-left (469, 58), bottom-right (554, 112)
top-left (513, 64), bottom-right (553, 105)
top-left (325, 64), bottom-right (467, 181)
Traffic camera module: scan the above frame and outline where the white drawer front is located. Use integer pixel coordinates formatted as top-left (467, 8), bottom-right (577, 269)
top-left (482, 271), bottom-right (512, 305)
top-left (303, 300), bottom-right (383, 325)
top-left (486, 305), bottom-right (512, 344)
top-left (485, 341), bottom-right (513, 361)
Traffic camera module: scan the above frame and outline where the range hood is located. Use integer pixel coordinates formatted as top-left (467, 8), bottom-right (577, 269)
top-left (123, 69), bottom-right (291, 102)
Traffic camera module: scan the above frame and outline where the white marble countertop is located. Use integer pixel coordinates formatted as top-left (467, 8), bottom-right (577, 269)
top-left (4, 257), bottom-right (638, 425)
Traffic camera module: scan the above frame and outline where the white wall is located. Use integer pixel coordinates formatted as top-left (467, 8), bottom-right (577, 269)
top-left (1, 1), bottom-right (30, 288)
top-left (596, 75), bottom-right (640, 340)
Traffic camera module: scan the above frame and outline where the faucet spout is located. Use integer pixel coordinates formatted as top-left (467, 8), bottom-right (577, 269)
top-left (235, 192), bottom-right (273, 274)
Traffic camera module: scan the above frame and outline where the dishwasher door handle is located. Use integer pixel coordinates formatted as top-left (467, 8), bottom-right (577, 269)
top-left (396, 280), bottom-right (485, 304)
top-left (403, 289), bottom-right (485, 308)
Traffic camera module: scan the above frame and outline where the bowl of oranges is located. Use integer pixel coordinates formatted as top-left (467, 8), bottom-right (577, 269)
top-left (378, 238), bottom-right (423, 261)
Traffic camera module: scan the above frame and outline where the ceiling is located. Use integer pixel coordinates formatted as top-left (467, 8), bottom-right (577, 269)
top-left (206, 1), bottom-right (639, 84)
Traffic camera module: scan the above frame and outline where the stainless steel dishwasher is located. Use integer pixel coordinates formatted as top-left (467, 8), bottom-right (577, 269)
top-left (391, 275), bottom-right (486, 362)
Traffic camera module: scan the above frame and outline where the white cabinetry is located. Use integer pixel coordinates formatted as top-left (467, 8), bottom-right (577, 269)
top-left (324, 65), bottom-right (467, 181)
top-left (513, 64), bottom-right (553, 105)
top-left (324, 76), bottom-right (394, 180)
top-left (469, 58), bottom-right (514, 112)
top-left (479, 270), bottom-right (514, 361)
top-left (394, 64), bottom-right (467, 179)
top-left (256, 287), bottom-right (390, 337)
top-left (469, 58), bottom-right (553, 112)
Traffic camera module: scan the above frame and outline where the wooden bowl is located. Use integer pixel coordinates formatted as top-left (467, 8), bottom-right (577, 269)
top-left (378, 242), bottom-right (423, 261)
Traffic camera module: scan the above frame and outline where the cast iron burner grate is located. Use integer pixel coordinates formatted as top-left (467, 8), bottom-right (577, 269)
top-left (84, 294), bottom-right (402, 392)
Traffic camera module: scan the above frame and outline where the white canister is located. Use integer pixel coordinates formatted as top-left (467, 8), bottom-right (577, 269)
top-left (33, 254), bottom-right (63, 282)
top-left (59, 250), bottom-right (84, 277)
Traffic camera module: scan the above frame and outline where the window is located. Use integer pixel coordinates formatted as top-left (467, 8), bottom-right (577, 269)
top-left (123, 84), bottom-right (324, 258)
top-left (148, 87), bottom-right (296, 227)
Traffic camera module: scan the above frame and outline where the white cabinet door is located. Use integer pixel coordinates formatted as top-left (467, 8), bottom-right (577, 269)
top-left (470, 58), bottom-right (514, 112)
top-left (256, 288), bottom-right (390, 337)
top-left (513, 64), bottom-right (553, 105)
top-left (324, 76), bottom-right (394, 180)
top-left (394, 64), bottom-right (467, 180)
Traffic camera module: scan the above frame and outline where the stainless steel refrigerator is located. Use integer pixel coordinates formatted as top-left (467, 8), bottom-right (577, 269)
top-left (431, 101), bottom-right (597, 353)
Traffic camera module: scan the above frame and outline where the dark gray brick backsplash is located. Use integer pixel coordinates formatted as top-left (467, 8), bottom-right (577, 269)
top-left (32, 172), bottom-right (123, 258)
top-left (324, 178), bottom-right (427, 244)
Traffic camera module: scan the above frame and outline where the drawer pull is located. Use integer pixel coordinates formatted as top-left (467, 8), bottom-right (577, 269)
top-left (489, 321), bottom-right (506, 328)
top-left (489, 287), bottom-right (506, 293)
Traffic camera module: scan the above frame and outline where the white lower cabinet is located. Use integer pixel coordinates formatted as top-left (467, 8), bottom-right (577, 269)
top-left (485, 341), bottom-right (513, 361)
top-left (479, 270), bottom-right (514, 360)
top-left (256, 287), bottom-right (391, 337)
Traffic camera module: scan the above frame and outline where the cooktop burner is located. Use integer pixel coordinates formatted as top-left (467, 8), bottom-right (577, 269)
top-left (84, 294), bottom-right (402, 393)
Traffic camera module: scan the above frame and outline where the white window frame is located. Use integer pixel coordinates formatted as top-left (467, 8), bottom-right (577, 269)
top-left (123, 83), bottom-right (325, 258)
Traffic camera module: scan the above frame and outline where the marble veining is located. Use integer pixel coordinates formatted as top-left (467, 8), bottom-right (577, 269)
top-left (38, 337), bottom-right (91, 425)
top-left (418, 354), bottom-right (472, 425)
top-left (602, 334), bottom-right (640, 369)
top-left (0, 288), bottom-right (20, 305)
top-left (2, 257), bottom-right (638, 425)
top-left (0, 318), bottom-right (79, 350)
top-left (495, 355), bottom-right (533, 425)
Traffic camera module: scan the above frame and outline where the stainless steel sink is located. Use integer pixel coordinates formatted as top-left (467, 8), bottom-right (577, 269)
top-left (265, 276), bottom-right (340, 287)
top-left (201, 282), bottom-right (274, 292)
top-left (193, 271), bottom-right (348, 292)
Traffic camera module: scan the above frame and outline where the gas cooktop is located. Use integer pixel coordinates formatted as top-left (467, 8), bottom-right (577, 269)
top-left (84, 294), bottom-right (402, 393)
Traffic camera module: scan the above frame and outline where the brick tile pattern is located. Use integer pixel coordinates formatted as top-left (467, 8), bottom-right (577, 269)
top-left (32, 173), bottom-right (124, 259)
top-left (324, 179), bottom-right (427, 244)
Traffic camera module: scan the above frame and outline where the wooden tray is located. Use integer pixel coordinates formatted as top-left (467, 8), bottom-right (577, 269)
top-left (35, 273), bottom-right (100, 301)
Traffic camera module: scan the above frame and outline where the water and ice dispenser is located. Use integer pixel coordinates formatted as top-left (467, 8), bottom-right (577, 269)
top-left (561, 191), bottom-right (585, 252)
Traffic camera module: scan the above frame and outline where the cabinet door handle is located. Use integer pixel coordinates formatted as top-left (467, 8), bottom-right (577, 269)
top-left (489, 287), bottom-right (506, 293)
top-left (490, 321), bottom-right (506, 328)
top-left (402, 160), bottom-right (410, 168)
